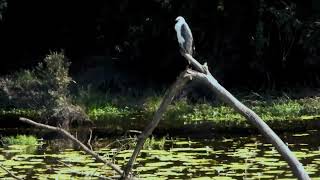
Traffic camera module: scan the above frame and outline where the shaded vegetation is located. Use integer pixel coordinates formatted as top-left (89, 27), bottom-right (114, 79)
top-left (0, 1), bottom-right (320, 89)
top-left (0, 52), bottom-right (71, 110)
top-left (0, 52), bottom-right (90, 129)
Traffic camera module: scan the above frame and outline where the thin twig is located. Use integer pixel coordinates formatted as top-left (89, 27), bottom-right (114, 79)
top-left (106, 137), bottom-right (137, 149)
top-left (0, 164), bottom-right (23, 180)
top-left (56, 160), bottom-right (112, 180)
top-left (87, 128), bottom-right (93, 150)
top-left (18, 117), bottom-right (123, 175)
top-left (112, 141), bottom-right (136, 162)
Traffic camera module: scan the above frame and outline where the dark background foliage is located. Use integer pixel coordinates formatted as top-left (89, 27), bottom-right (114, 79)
top-left (0, 0), bottom-right (320, 91)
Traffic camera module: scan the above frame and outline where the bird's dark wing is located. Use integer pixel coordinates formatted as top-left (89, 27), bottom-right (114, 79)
top-left (181, 23), bottom-right (194, 56)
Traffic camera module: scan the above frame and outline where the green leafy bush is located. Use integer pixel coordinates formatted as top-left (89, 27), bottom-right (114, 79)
top-left (1, 135), bottom-right (38, 146)
top-left (36, 52), bottom-right (72, 107)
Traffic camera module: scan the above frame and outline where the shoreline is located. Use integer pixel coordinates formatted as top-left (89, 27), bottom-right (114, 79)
top-left (2, 94), bottom-right (320, 135)
top-left (1, 113), bottom-right (319, 136)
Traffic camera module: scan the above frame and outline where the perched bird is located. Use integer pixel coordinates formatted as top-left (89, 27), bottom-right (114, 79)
top-left (174, 16), bottom-right (195, 57)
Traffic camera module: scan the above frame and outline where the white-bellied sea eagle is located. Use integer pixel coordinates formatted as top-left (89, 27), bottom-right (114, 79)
top-left (174, 16), bottom-right (195, 57)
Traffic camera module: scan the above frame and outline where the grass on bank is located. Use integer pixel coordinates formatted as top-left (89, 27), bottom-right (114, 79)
top-left (82, 90), bottom-right (320, 131)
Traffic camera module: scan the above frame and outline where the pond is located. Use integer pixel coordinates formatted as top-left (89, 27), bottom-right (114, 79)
top-left (0, 130), bottom-right (320, 179)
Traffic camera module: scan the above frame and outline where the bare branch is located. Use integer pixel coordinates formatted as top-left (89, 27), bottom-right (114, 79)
top-left (0, 164), bottom-right (23, 180)
top-left (120, 70), bottom-right (190, 179)
top-left (18, 117), bottom-right (123, 175)
top-left (124, 130), bottom-right (142, 136)
top-left (182, 53), bottom-right (207, 73)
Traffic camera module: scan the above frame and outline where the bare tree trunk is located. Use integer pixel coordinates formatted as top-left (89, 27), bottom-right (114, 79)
top-left (120, 71), bottom-right (191, 179)
top-left (182, 54), bottom-right (310, 180)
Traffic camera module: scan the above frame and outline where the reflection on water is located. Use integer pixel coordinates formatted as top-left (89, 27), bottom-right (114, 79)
top-left (0, 130), bottom-right (320, 179)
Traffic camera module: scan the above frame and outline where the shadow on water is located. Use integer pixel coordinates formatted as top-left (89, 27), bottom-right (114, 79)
top-left (0, 129), bottom-right (320, 179)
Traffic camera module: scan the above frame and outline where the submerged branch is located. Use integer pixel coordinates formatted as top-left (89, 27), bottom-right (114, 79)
top-left (18, 117), bottom-right (123, 176)
top-left (0, 164), bottom-right (23, 180)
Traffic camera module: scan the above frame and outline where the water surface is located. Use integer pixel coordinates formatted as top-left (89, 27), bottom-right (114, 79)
top-left (0, 130), bottom-right (320, 179)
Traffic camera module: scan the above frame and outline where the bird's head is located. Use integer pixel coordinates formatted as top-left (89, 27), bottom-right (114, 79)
top-left (175, 16), bottom-right (185, 22)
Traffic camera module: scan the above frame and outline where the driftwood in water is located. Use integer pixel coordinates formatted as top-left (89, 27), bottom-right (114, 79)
top-left (19, 117), bottom-right (123, 176)
top-left (0, 164), bottom-right (23, 180)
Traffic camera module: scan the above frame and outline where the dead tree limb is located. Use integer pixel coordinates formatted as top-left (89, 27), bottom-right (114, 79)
top-left (182, 54), bottom-right (310, 180)
top-left (120, 71), bottom-right (191, 179)
top-left (18, 117), bottom-right (123, 176)
top-left (0, 164), bottom-right (24, 180)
